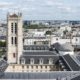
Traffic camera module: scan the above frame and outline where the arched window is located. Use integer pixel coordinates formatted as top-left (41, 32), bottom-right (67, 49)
top-left (39, 58), bottom-right (43, 64)
top-left (30, 58), bottom-right (34, 64)
top-left (21, 58), bottom-right (25, 64)
top-left (15, 37), bottom-right (17, 45)
top-left (11, 23), bottom-right (13, 33)
top-left (11, 37), bottom-right (13, 44)
top-left (49, 58), bottom-right (53, 64)
top-left (15, 23), bottom-right (17, 34)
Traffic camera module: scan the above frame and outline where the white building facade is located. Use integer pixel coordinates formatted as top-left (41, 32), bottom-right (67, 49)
top-left (7, 13), bottom-right (23, 64)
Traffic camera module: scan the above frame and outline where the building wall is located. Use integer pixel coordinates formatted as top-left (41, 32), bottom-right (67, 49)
top-left (7, 13), bottom-right (23, 64)
top-left (24, 38), bottom-right (50, 45)
top-left (72, 37), bottom-right (80, 45)
top-left (51, 36), bottom-right (71, 44)
top-left (5, 64), bottom-right (55, 72)
top-left (59, 26), bottom-right (71, 32)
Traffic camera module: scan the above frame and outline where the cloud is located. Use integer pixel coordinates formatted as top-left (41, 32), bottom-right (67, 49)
top-left (45, 0), bottom-right (63, 6)
top-left (0, 2), bottom-right (13, 8)
top-left (57, 6), bottom-right (77, 13)
top-left (0, 0), bottom-right (80, 20)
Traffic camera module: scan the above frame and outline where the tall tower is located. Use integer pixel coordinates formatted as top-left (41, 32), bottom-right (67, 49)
top-left (7, 13), bottom-right (23, 64)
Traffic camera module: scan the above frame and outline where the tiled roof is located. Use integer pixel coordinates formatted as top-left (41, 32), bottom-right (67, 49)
top-left (63, 54), bottom-right (80, 71)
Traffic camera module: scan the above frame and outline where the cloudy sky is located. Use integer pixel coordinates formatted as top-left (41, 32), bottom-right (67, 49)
top-left (0, 0), bottom-right (80, 20)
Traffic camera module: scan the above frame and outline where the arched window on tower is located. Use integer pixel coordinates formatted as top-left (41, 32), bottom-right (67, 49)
top-left (15, 37), bottom-right (17, 45)
top-left (11, 37), bottom-right (13, 44)
top-left (11, 23), bottom-right (13, 33)
top-left (15, 23), bottom-right (17, 34)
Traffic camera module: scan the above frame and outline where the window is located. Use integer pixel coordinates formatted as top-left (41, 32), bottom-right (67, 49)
top-left (21, 58), bottom-right (25, 64)
top-left (13, 53), bottom-right (15, 58)
top-left (15, 37), bottom-right (17, 45)
top-left (22, 65), bottom-right (24, 69)
top-left (13, 65), bottom-right (15, 69)
top-left (49, 58), bottom-right (53, 64)
top-left (39, 58), bottom-right (43, 64)
top-left (36, 66), bottom-right (38, 69)
top-left (30, 58), bottom-right (34, 64)
top-left (11, 23), bottom-right (13, 33)
top-left (11, 37), bottom-right (13, 44)
top-left (15, 23), bottom-right (17, 34)
top-left (11, 26), bottom-right (13, 33)
top-left (41, 65), bottom-right (42, 68)
top-left (11, 23), bottom-right (13, 27)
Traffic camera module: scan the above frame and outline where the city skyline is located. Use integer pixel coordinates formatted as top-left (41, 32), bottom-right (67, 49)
top-left (0, 0), bottom-right (80, 20)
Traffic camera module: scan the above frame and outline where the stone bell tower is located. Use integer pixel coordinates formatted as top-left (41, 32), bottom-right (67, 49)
top-left (7, 13), bottom-right (23, 64)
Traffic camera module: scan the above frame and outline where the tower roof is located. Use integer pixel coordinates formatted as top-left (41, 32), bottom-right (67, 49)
top-left (9, 13), bottom-right (18, 18)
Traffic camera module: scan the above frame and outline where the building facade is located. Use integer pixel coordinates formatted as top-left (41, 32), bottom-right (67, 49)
top-left (7, 13), bottom-right (23, 64)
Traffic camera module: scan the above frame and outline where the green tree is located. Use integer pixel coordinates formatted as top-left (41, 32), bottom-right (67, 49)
top-left (0, 41), bottom-right (6, 47)
top-left (45, 31), bottom-right (52, 35)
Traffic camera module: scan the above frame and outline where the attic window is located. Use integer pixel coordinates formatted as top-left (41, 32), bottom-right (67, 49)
top-left (49, 58), bottom-right (53, 64)
top-left (21, 58), bottom-right (25, 64)
top-left (30, 58), bottom-right (34, 64)
top-left (39, 58), bottom-right (43, 64)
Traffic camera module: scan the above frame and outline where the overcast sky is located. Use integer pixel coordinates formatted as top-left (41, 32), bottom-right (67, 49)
top-left (0, 0), bottom-right (80, 20)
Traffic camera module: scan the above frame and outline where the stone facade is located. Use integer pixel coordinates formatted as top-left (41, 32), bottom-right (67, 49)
top-left (7, 13), bottom-right (23, 64)
top-left (5, 64), bottom-right (56, 72)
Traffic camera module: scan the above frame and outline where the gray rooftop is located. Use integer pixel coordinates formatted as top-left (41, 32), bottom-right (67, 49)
top-left (23, 51), bottom-right (57, 56)
top-left (52, 43), bottom-right (74, 51)
top-left (0, 72), bottom-right (80, 80)
top-left (62, 54), bottom-right (80, 71)
top-left (23, 45), bottom-right (50, 51)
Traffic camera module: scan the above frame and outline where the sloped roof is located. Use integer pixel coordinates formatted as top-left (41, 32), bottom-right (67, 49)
top-left (9, 14), bottom-right (18, 17)
top-left (63, 54), bottom-right (80, 71)
top-left (23, 45), bottom-right (49, 50)
top-left (0, 72), bottom-right (80, 79)
top-left (52, 43), bottom-right (74, 51)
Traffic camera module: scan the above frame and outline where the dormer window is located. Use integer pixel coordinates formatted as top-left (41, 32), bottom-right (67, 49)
top-left (15, 23), bottom-right (17, 34)
top-left (15, 37), bottom-right (17, 45)
top-left (30, 58), bottom-right (34, 64)
top-left (49, 58), bottom-right (53, 64)
top-left (21, 58), bottom-right (25, 64)
top-left (11, 37), bottom-right (13, 44)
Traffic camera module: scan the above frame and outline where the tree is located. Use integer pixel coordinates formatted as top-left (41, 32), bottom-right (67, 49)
top-left (0, 41), bottom-right (6, 47)
top-left (63, 30), bottom-right (68, 35)
top-left (45, 31), bottom-right (52, 35)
